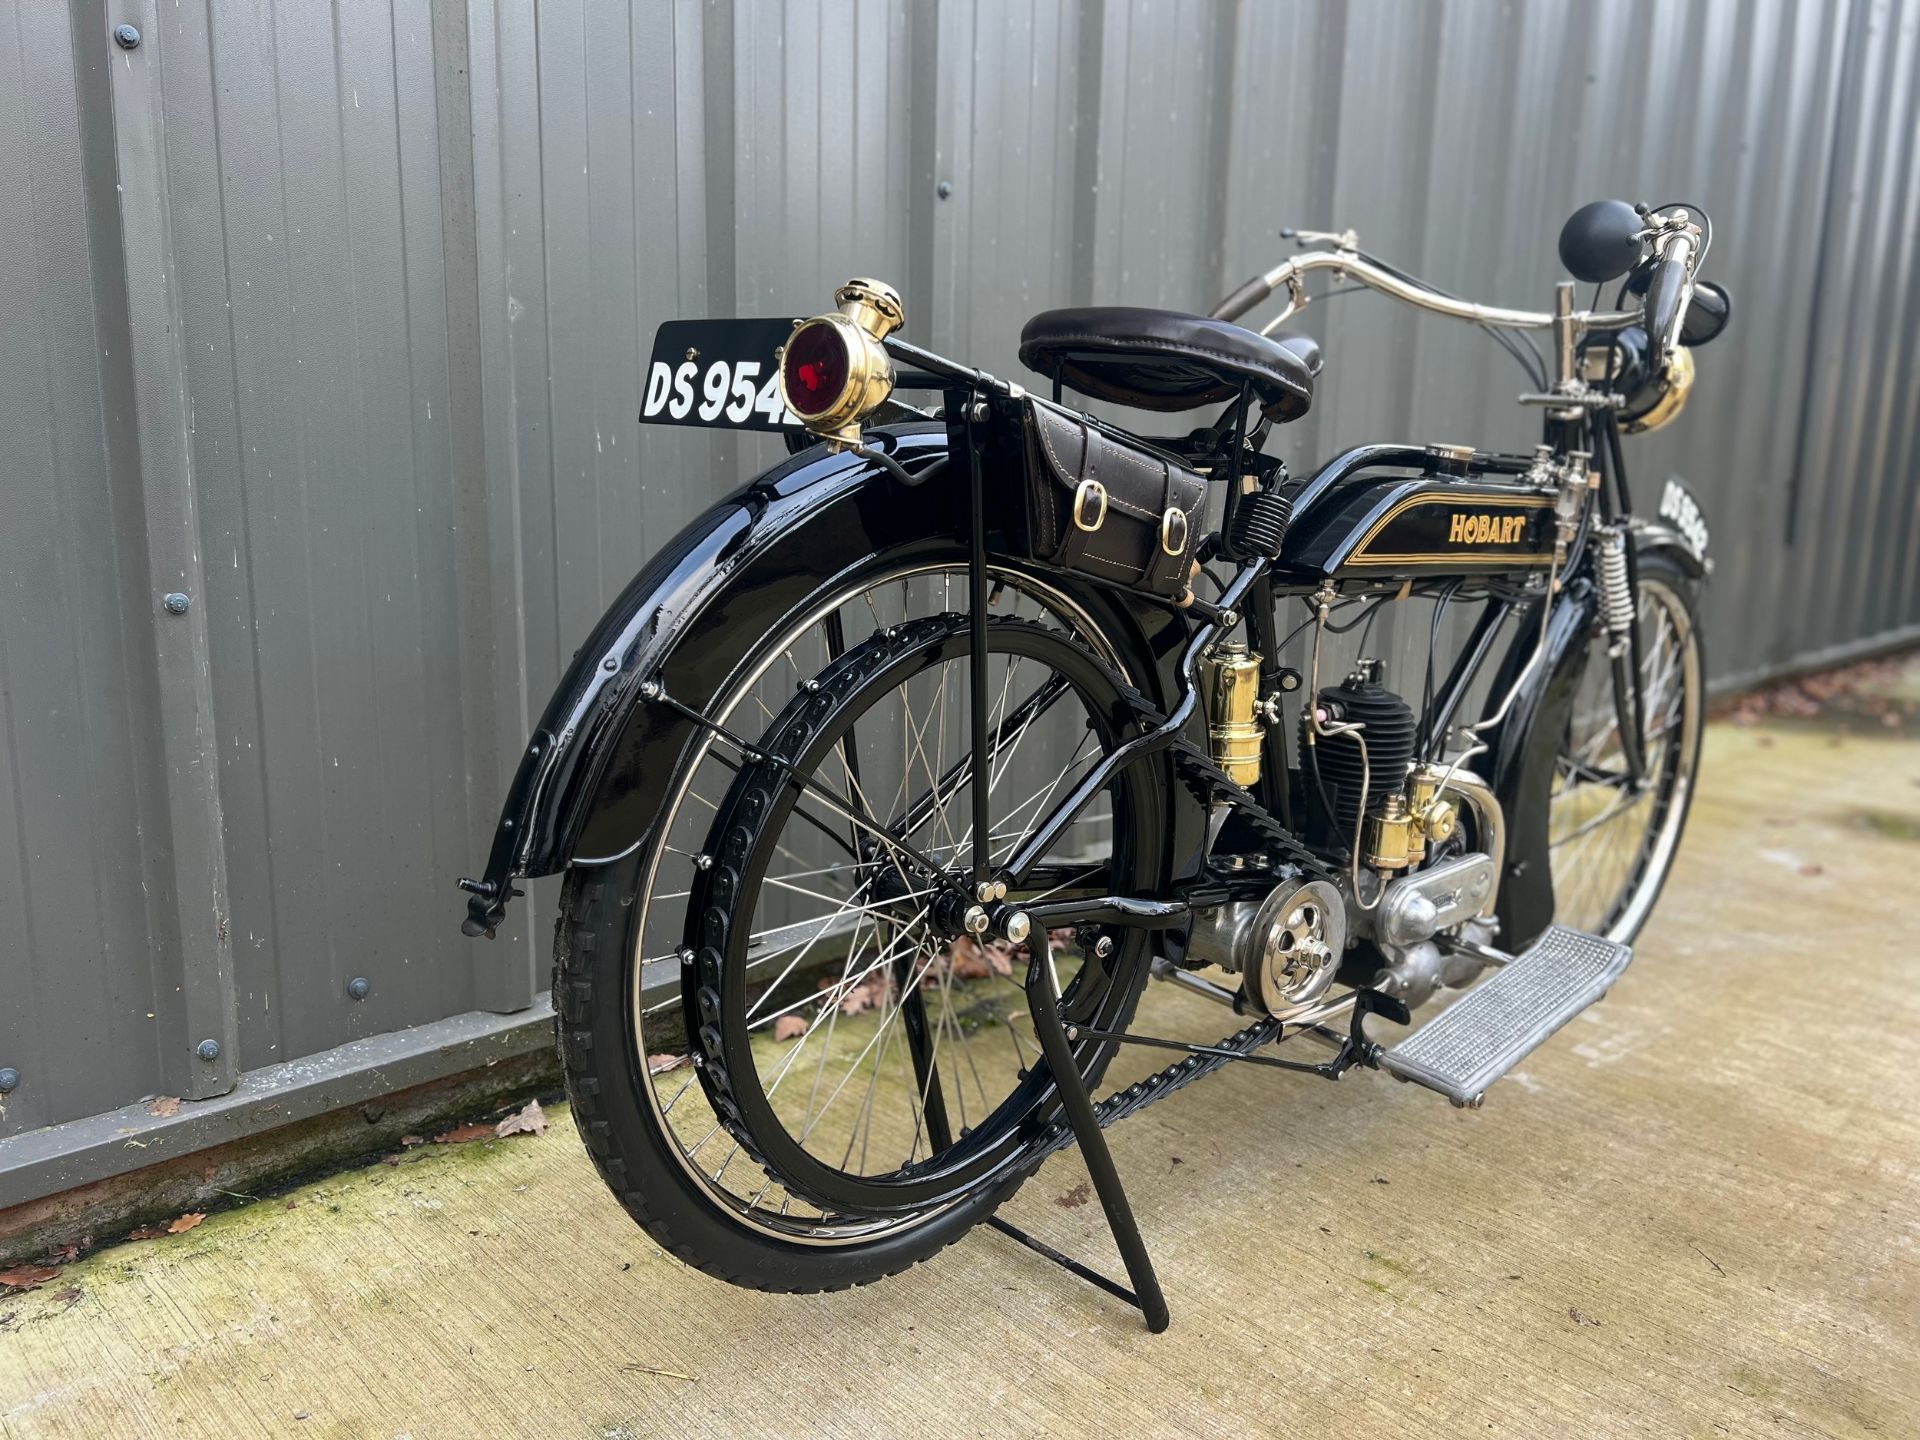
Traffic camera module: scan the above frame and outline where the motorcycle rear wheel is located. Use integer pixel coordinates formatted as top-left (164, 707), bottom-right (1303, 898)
top-left (554, 563), bottom-right (1162, 1292)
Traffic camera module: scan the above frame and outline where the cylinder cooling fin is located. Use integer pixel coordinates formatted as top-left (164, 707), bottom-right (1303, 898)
top-left (1300, 667), bottom-right (1417, 852)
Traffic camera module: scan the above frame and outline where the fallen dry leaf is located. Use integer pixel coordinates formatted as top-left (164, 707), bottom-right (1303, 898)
top-left (835, 971), bottom-right (892, 1017)
top-left (434, 1122), bottom-right (496, 1144)
top-left (772, 1014), bottom-right (808, 1042)
top-left (147, 1096), bottom-right (181, 1118)
top-left (948, 936), bottom-right (1015, 980)
top-left (495, 1099), bottom-right (547, 1138)
top-left (0, 1264), bottom-right (61, 1293)
top-left (646, 1053), bottom-right (689, 1075)
top-left (51, 1286), bottom-right (84, 1308)
top-left (1055, 1181), bottom-right (1091, 1209)
top-left (167, 1212), bottom-right (206, 1235)
top-left (1568, 1307), bottom-right (1603, 1327)
top-left (949, 938), bottom-right (992, 980)
top-left (1798, 862), bottom-right (1825, 877)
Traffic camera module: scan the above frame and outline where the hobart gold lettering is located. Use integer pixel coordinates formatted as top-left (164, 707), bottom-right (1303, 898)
top-left (1447, 512), bottom-right (1526, 545)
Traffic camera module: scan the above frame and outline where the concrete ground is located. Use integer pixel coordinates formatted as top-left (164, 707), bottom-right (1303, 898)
top-left (3, 663), bottom-right (1918, 1439)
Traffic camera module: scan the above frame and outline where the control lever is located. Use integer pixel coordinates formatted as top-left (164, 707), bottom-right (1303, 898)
top-left (1281, 226), bottom-right (1359, 251)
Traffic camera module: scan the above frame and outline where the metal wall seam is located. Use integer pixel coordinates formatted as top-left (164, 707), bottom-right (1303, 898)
top-left (101, 0), bottom-right (239, 1100)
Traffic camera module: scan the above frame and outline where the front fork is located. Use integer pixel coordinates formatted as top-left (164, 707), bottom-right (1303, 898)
top-left (1600, 533), bottom-right (1649, 784)
top-left (1594, 413), bottom-right (1649, 786)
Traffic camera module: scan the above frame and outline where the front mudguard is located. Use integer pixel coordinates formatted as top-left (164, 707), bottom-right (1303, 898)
top-left (1481, 576), bottom-right (1597, 950)
top-left (461, 422), bottom-right (1192, 936)
top-left (1481, 505), bottom-right (1708, 947)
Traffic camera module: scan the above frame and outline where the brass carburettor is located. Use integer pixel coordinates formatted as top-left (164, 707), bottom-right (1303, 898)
top-left (1364, 768), bottom-right (1461, 871)
top-left (1202, 644), bottom-right (1266, 786)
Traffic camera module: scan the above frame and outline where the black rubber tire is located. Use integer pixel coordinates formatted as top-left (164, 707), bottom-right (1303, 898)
top-left (552, 617), bottom-right (1167, 1293)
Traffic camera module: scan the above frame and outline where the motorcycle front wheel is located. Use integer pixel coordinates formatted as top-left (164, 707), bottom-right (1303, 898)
top-left (1547, 550), bottom-right (1705, 942)
top-left (554, 562), bottom-right (1165, 1292)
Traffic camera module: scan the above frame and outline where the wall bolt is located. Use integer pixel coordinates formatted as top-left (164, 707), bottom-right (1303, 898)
top-left (347, 976), bottom-right (371, 1000)
top-left (163, 592), bottom-right (191, 614)
top-left (196, 1039), bottom-right (221, 1061)
top-left (0, 1067), bottom-right (19, 1094)
top-left (114, 23), bottom-right (141, 49)
top-left (936, 180), bottom-right (954, 199)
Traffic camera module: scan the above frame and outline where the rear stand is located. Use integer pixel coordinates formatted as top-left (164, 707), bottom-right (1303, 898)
top-left (983, 952), bottom-right (1171, 1333)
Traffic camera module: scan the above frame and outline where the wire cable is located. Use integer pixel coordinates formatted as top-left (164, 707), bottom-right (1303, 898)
top-left (1350, 246), bottom-right (1550, 389)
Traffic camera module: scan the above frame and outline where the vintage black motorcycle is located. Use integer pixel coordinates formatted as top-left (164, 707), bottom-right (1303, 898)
top-left (461, 200), bottom-right (1727, 1329)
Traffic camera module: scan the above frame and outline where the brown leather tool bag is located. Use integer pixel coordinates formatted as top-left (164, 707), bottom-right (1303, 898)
top-left (1018, 399), bottom-right (1206, 598)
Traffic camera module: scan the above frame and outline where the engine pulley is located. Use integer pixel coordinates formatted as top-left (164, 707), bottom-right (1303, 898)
top-left (1185, 877), bottom-right (1347, 1020)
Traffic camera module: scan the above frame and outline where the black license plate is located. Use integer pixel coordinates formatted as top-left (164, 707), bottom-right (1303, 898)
top-left (641, 318), bottom-right (804, 431)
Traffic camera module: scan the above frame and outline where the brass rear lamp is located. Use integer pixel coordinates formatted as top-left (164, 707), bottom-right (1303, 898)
top-left (780, 279), bottom-right (905, 449)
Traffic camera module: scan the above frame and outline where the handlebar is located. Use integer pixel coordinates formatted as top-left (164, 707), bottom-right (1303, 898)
top-left (1213, 210), bottom-right (1705, 394)
top-left (1210, 248), bottom-right (1640, 336)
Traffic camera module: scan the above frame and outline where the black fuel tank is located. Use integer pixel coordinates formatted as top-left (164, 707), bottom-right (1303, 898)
top-left (1278, 469), bottom-right (1556, 580)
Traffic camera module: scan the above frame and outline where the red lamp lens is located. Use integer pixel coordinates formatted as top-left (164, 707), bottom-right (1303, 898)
top-left (782, 322), bottom-right (850, 417)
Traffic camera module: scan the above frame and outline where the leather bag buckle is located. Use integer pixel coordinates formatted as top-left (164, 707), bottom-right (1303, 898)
top-left (1160, 506), bottom-right (1189, 557)
top-left (1073, 479), bottom-right (1107, 532)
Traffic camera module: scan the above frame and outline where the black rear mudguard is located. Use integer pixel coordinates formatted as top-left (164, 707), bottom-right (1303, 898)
top-left (461, 423), bottom-right (1196, 936)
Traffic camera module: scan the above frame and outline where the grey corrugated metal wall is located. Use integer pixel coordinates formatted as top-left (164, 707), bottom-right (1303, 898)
top-left (2, 0), bottom-right (1915, 1169)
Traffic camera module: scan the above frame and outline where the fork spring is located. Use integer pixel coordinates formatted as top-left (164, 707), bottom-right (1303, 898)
top-left (1596, 527), bottom-right (1634, 656)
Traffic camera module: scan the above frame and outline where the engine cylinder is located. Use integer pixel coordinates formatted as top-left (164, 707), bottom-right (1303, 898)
top-left (1300, 669), bottom-right (1417, 853)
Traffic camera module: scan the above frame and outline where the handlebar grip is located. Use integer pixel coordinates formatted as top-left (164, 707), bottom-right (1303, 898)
top-left (1210, 275), bottom-right (1275, 323)
top-left (1643, 243), bottom-right (1691, 364)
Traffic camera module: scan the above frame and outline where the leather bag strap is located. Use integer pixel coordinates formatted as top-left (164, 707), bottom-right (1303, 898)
top-left (1052, 415), bottom-right (1097, 570)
